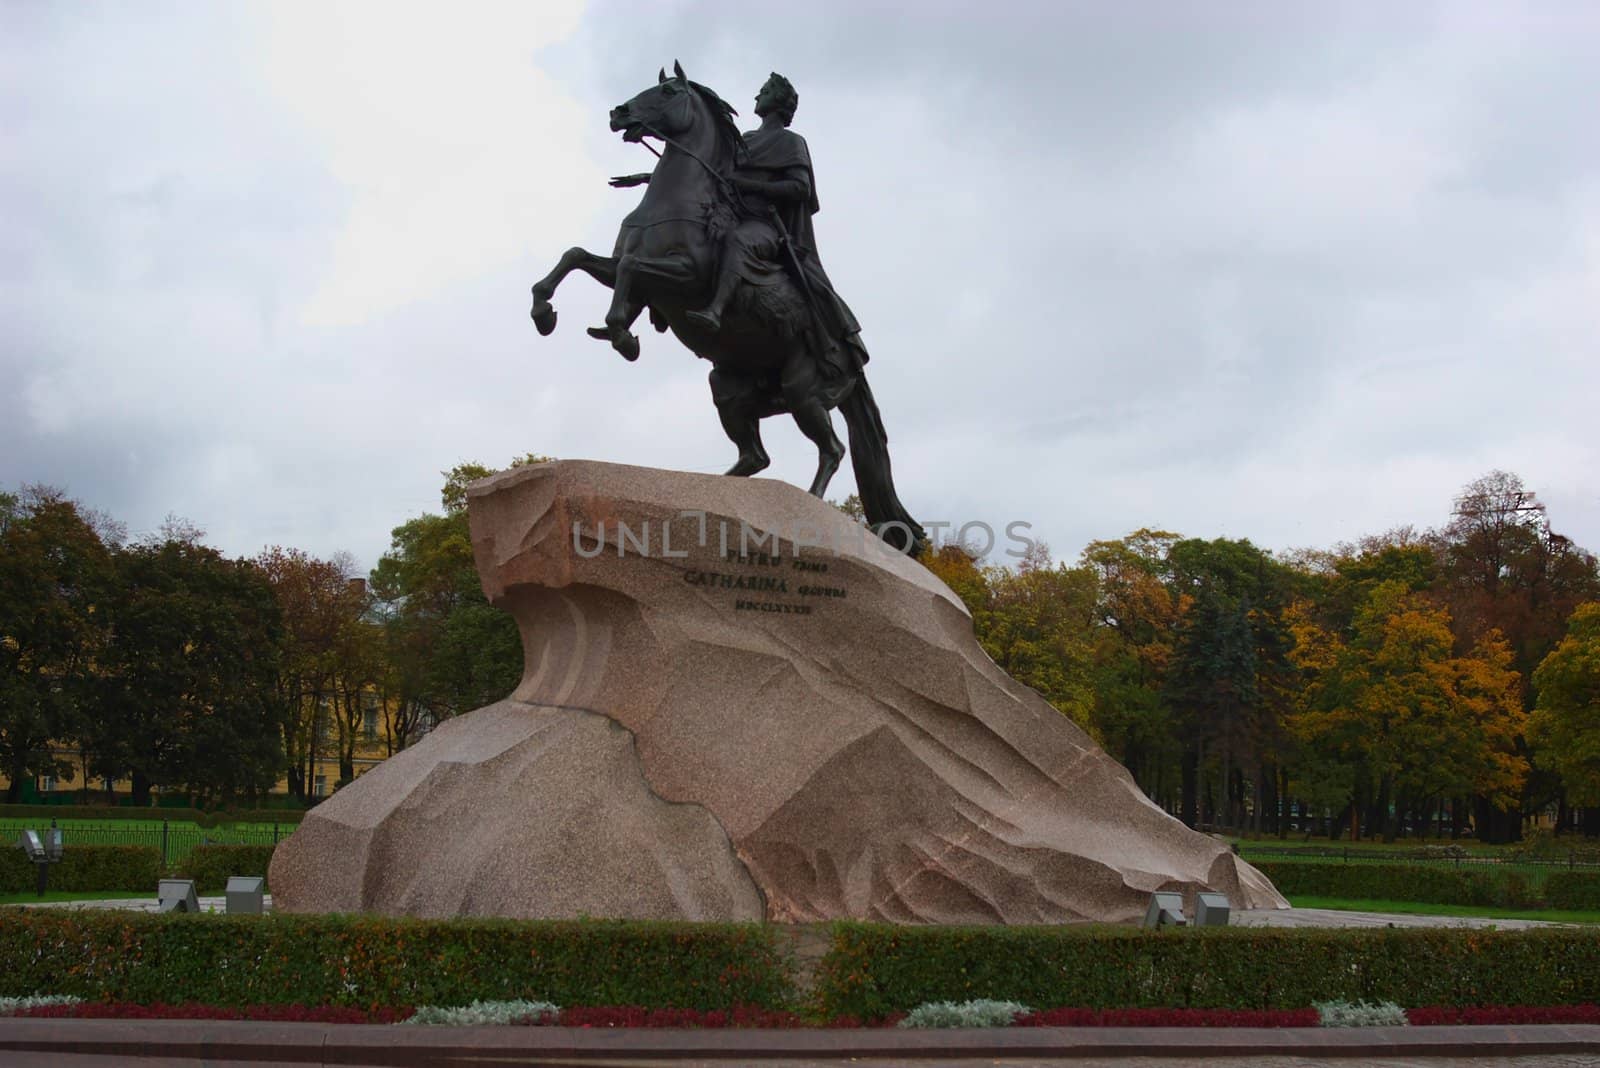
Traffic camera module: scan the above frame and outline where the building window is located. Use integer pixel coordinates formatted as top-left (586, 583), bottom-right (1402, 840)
top-left (314, 774), bottom-right (327, 797)
top-left (363, 707), bottom-right (379, 740)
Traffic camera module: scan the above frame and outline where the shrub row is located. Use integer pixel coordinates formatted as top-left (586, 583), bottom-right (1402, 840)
top-left (0, 805), bottom-right (305, 828)
top-left (179, 845), bottom-right (276, 893)
top-left (19, 1001), bottom-right (407, 1023)
top-left (812, 922), bottom-right (1600, 1019)
top-left (0, 911), bottom-right (794, 1011)
top-left (0, 846), bottom-right (162, 895)
top-left (0, 843), bottom-right (277, 895)
top-left (1253, 861), bottom-right (1541, 908)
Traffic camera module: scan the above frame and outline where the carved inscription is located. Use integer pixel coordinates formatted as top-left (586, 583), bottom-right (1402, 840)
top-left (677, 547), bottom-right (849, 616)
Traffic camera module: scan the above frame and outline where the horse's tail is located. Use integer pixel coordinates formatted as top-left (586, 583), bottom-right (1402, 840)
top-left (841, 375), bottom-right (925, 555)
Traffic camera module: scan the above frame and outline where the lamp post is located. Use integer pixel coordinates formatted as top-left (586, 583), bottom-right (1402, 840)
top-left (19, 824), bottom-right (64, 897)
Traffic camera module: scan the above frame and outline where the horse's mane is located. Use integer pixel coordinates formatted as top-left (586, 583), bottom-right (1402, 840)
top-left (687, 80), bottom-right (747, 167)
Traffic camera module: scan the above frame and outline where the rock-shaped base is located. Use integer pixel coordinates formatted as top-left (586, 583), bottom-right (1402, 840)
top-left (269, 700), bottom-right (762, 919)
top-left (271, 460), bottom-right (1285, 923)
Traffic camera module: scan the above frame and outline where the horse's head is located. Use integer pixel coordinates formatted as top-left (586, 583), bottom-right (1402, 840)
top-left (610, 62), bottom-right (699, 143)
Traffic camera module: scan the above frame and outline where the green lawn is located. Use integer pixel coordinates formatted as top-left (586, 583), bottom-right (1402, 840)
top-left (1288, 895), bottom-right (1600, 924)
top-left (0, 889), bottom-right (152, 906)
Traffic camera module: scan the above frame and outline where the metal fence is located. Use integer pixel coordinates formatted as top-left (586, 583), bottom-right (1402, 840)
top-left (0, 819), bottom-right (286, 867)
top-left (1239, 844), bottom-right (1600, 893)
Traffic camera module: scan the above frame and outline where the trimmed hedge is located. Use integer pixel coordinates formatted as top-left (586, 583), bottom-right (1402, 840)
top-left (813, 922), bottom-right (1600, 1019)
top-left (0, 911), bottom-right (794, 1011)
top-left (1253, 861), bottom-right (1537, 908)
top-left (179, 845), bottom-right (277, 893)
top-left (0, 845), bottom-right (162, 895)
top-left (1544, 872), bottom-right (1600, 911)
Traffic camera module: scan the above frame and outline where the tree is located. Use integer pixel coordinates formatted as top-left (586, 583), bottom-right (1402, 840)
top-left (1289, 581), bottom-right (1527, 840)
top-left (981, 544), bottom-right (1098, 732)
top-left (439, 453), bottom-right (552, 514)
top-left (1080, 530), bottom-right (1185, 800)
top-left (327, 569), bottom-right (382, 786)
top-left (1167, 586), bottom-right (1258, 828)
top-left (1529, 603), bottom-right (1600, 831)
top-left (920, 542), bottom-right (991, 616)
top-left (1163, 537), bottom-right (1299, 832)
top-left (1434, 471), bottom-right (1599, 840)
top-left (92, 539), bottom-right (286, 806)
top-left (1439, 471), bottom-right (1600, 687)
top-left (0, 488), bottom-right (112, 801)
top-left (367, 457), bottom-right (543, 741)
top-left (919, 542), bottom-right (1098, 731)
top-left (255, 547), bottom-right (365, 802)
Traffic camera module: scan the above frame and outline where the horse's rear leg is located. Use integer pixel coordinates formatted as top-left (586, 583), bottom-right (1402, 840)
top-left (530, 247), bottom-right (617, 336)
top-left (780, 355), bottom-right (845, 497)
top-left (710, 370), bottom-right (771, 477)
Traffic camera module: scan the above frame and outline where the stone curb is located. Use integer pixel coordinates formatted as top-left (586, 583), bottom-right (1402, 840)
top-left (1, 1020), bottom-right (1598, 1063)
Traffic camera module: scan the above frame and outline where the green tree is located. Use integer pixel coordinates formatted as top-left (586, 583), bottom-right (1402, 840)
top-left (255, 547), bottom-right (364, 802)
top-left (1167, 585), bottom-right (1258, 828)
top-left (92, 538), bottom-right (286, 806)
top-left (920, 542), bottom-right (1097, 731)
top-left (1164, 537), bottom-right (1299, 832)
top-left (1081, 531), bottom-right (1184, 807)
top-left (0, 488), bottom-right (112, 801)
top-left (1529, 603), bottom-right (1600, 829)
top-left (368, 457), bottom-right (544, 738)
top-left (981, 545), bottom-right (1098, 732)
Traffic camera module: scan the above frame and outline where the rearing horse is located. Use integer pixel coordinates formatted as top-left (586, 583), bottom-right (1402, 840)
top-left (529, 63), bottom-right (922, 553)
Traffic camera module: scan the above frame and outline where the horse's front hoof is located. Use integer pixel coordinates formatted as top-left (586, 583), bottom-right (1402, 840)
top-left (616, 332), bottom-right (640, 361)
top-left (531, 301), bottom-right (557, 336)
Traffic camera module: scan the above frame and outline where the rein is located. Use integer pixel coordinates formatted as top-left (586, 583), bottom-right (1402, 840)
top-left (638, 119), bottom-right (748, 213)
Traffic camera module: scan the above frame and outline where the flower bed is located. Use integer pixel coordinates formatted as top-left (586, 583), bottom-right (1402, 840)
top-left (1016, 1007), bottom-right (1321, 1028)
top-left (11, 999), bottom-right (1600, 1028)
top-left (1406, 1004), bottom-right (1600, 1026)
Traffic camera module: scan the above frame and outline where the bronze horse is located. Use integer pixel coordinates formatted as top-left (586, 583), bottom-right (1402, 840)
top-left (529, 64), bottom-right (922, 552)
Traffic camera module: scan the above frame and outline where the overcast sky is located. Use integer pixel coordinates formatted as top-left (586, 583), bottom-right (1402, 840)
top-left (4, 1), bottom-right (1597, 573)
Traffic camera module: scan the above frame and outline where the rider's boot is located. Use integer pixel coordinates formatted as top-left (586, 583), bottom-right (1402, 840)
top-left (684, 305), bottom-right (722, 333)
top-left (687, 268), bottom-right (739, 333)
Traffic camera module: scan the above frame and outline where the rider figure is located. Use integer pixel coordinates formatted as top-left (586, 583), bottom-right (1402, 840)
top-left (613, 73), bottom-right (866, 379)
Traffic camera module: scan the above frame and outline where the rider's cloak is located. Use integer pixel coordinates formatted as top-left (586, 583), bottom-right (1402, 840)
top-left (739, 126), bottom-right (867, 375)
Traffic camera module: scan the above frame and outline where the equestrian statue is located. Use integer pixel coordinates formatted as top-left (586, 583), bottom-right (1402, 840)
top-left (529, 63), bottom-right (924, 553)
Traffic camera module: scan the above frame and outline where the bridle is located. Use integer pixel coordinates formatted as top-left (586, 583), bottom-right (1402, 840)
top-left (629, 90), bottom-right (749, 213)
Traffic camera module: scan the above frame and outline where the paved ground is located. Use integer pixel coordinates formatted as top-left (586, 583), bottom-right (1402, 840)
top-left (1, 1020), bottom-right (1597, 1067)
top-left (1234, 907), bottom-right (1565, 929)
top-left (7, 895), bottom-right (272, 913)
top-left (17, 1057), bottom-right (1600, 1068)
